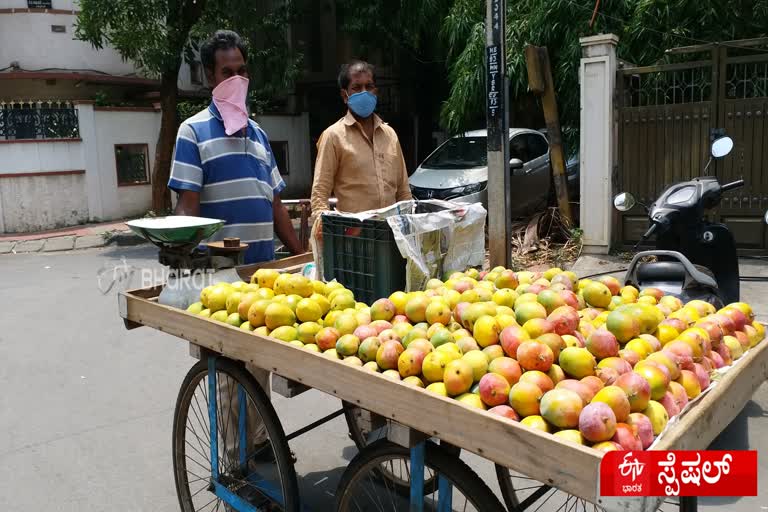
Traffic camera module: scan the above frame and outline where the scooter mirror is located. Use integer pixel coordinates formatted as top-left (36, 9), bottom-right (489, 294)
top-left (764, 210), bottom-right (768, 225)
top-left (613, 192), bottom-right (636, 212)
top-left (711, 136), bottom-right (734, 158)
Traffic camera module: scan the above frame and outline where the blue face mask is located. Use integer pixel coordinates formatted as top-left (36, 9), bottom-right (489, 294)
top-left (347, 91), bottom-right (377, 118)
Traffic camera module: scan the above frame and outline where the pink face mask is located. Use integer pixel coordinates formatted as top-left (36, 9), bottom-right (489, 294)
top-left (212, 75), bottom-right (249, 136)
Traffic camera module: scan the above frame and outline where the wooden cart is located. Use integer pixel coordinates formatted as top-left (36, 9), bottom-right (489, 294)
top-left (119, 255), bottom-right (768, 512)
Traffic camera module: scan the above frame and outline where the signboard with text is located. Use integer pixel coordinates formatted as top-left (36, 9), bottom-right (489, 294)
top-left (27, 0), bottom-right (53, 9)
top-left (600, 451), bottom-right (758, 497)
top-left (486, 44), bottom-right (503, 150)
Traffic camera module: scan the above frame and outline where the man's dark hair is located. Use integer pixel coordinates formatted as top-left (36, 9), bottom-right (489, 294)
top-left (337, 61), bottom-right (376, 90)
top-left (200, 30), bottom-right (248, 73)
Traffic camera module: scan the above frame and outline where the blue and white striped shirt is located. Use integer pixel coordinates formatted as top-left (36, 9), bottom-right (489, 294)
top-left (168, 103), bottom-right (285, 264)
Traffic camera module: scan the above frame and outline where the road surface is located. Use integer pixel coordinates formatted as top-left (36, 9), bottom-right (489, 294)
top-left (0, 245), bottom-right (765, 510)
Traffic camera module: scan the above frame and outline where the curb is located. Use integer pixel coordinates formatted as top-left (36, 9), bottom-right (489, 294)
top-left (109, 231), bottom-right (147, 246)
top-left (1, 230), bottom-right (148, 254)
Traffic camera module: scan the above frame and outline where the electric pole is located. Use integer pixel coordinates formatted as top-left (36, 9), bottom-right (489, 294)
top-left (485, 0), bottom-right (510, 268)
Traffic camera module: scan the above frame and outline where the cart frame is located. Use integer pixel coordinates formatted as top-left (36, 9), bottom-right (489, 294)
top-left (119, 255), bottom-right (768, 511)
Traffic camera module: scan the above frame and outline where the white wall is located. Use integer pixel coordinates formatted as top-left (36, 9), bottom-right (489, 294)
top-left (1, 0), bottom-right (78, 8)
top-left (0, 106), bottom-right (160, 232)
top-left (0, 139), bottom-right (83, 172)
top-left (0, 2), bottom-right (203, 92)
top-left (91, 109), bottom-right (160, 220)
top-left (0, 10), bottom-right (138, 76)
top-left (0, 173), bottom-right (88, 232)
top-left (255, 113), bottom-right (311, 198)
top-left (0, 139), bottom-right (88, 232)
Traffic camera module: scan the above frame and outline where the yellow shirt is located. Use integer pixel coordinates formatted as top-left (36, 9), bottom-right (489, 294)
top-left (310, 111), bottom-right (412, 222)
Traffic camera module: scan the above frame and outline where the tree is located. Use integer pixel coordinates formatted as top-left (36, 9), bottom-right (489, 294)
top-left (339, 0), bottom-right (768, 141)
top-left (438, 0), bottom-right (768, 140)
top-left (76, 0), bottom-right (303, 212)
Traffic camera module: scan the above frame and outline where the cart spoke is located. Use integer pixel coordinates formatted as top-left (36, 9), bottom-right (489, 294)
top-left (195, 494), bottom-right (220, 512)
top-left (185, 433), bottom-right (212, 463)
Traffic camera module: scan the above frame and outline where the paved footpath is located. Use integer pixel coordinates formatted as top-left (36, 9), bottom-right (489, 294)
top-left (0, 220), bottom-right (142, 254)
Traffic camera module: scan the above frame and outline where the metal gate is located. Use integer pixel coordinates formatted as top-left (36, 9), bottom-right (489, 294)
top-left (616, 38), bottom-right (768, 252)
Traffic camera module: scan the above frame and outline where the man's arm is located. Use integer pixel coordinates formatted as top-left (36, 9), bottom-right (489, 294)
top-left (168, 122), bottom-right (204, 214)
top-left (394, 140), bottom-right (413, 202)
top-left (175, 191), bottom-right (200, 216)
top-left (273, 193), bottom-right (304, 255)
top-left (310, 131), bottom-right (338, 223)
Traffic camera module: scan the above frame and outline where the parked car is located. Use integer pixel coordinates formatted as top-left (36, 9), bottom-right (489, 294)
top-left (409, 129), bottom-right (579, 217)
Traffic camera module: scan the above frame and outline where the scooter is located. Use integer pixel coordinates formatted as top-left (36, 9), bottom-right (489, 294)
top-left (613, 135), bottom-right (756, 308)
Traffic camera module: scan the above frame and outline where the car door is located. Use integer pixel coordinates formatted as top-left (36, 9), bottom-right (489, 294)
top-left (509, 132), bottom-right (551, 217)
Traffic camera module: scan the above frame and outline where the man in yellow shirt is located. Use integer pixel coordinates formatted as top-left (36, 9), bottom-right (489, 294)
top-left (310, 60), bottom-right (412, 229)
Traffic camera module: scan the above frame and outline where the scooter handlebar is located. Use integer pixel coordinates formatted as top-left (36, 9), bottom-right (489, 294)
top-left (721, 179), bottom-right (744, 192)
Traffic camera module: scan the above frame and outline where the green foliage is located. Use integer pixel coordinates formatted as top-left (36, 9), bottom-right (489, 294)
top-left (176, 99), bottom-right (208, 122)
top-left (76, 0), bottom-right (303, 105)
top-left (342, 0), bottom-right (768, 137)
top-left (75, 0), bottom-right (200, 75)
top-left (439, 0), bottom-right (768, 135)
top-left (195, 1), bottom-right (305, 111)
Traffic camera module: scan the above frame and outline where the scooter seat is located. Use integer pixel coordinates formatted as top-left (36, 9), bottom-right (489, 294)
top-left (637, 262), bottom-right (716, 283)
top-left (637, 262), bottom-right (685, 282)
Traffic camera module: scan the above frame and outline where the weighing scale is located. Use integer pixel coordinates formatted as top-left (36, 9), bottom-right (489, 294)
top-left (126, 216), bottom-right (249, 309)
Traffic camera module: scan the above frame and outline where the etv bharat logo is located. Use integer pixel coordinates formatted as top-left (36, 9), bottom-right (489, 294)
top-left (619, 452), bottom-right (646, 494)
top-left (96, 257), bottom-right (136, 294)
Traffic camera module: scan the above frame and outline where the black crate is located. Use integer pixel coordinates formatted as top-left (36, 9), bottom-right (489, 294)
top-left (321, 214), bottom-right (406, 305)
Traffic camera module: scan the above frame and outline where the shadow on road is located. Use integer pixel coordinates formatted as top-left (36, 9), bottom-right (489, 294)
top-left (297, 466), bottom-right (346, 509)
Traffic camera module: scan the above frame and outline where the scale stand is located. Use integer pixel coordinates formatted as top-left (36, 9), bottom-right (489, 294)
top-left (126, 217), bottom-right (249, 309)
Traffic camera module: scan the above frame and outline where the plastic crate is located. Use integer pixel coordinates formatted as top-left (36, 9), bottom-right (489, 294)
top-left (321, 214), bottom-right (407, 305)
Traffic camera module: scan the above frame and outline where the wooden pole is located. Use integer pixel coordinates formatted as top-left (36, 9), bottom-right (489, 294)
top-left (486, 0), bottom-right (510, 268)
top-left (525, 45), bottom-right (573, 225)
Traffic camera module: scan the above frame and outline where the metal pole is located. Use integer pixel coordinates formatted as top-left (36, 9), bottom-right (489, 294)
top-left (409, 441), bottom-right (426, 512)
top-left (486, 0), bottom-right (510, 268)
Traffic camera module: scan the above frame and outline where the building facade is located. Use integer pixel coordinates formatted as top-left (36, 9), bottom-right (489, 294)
top-left (0, 0), bottom-right (312, 232)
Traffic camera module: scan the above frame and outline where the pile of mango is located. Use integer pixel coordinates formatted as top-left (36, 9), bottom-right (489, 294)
top-left (186, 266), bottom-right (764, 451)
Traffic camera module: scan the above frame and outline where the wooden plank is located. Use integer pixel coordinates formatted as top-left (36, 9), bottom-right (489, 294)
top-left (387, 421), bottom-right (430, 449)
top-left (654, 340), bottom-right (768, 450)
top-left (235, 253), bottom-right (313, 281)
top-left (120, 290), bottom-right (604, 502)
top-left (620, 60), bottom-right (712, 75)
top-left (125, 284), bottom-right (164, 300)
top-left (272, 374), bottom-right (310, 398)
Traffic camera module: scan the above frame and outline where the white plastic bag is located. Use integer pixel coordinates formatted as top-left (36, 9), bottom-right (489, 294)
top-left (312, 200), bottom-right (486, 292)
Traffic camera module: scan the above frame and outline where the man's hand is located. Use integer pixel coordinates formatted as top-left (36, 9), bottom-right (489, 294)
top-left (311, 215), bottom-right (323, 244)
top-left (273, 194), bottom-right (305, 255)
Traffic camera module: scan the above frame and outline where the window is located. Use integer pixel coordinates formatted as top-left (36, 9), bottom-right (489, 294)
top-left (0, 101), bottom-right (80, 140)
top-left (51, 25), bottom-right (66, 33)
top-left (509, 133), bottom-right (550, 163)
top-left (421, 137), bottom-right (487, 169)
top-left (28, 0), bottom-right (52, 8)
top-left (115, 144), bottom-right (150, 186)
top-left (271, 141), bottom-right (290, 176)
top-left (525, 134), bottom-right (549, 160)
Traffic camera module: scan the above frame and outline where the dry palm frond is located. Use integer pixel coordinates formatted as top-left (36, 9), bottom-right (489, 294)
top-left (508, 207), bottom-right (582, 270)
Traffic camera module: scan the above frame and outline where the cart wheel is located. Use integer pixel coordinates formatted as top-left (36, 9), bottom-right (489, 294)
top-left (342, 402), bottom-right (459, 493)
top-left (495, 465), bottom-right (685, 511)
top-left (172, 358), bottom-right (299, 512)
top-left (335, 439), bottom-right (506, 512)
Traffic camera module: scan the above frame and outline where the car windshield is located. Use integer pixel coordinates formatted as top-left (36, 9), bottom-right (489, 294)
top-left (421, 136), bottom-right (487, 169)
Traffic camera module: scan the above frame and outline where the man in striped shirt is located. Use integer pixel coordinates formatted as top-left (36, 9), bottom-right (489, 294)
top-left (168, 30), bottom-right (302, 264)
top-left (168, 31), bottom-right (300, 463)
